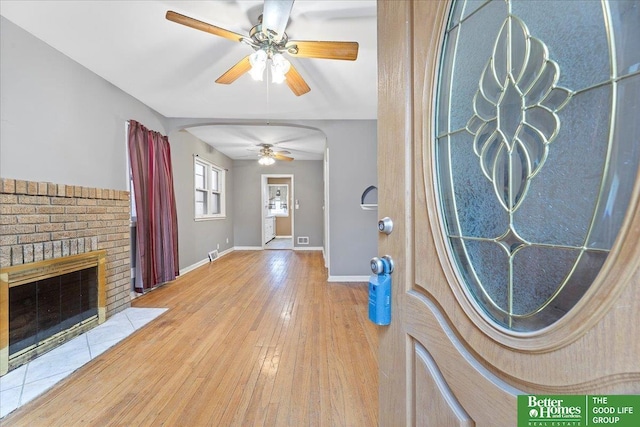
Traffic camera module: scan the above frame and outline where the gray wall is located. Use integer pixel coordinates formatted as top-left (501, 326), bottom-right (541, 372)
top-left (323, 120), bottom-right (378, 277)
top-left (169, 130), bottom-right (234, 270)
top-left (233, 160), bottom-right (324, 248)
top-left (168, 118), bottom-right (378, 277)
top-left (0, 17), bottom-right (167, 190)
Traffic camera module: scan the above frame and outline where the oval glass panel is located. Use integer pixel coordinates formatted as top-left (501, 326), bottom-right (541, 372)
top-left (434, 0), bottom-right (640, 331)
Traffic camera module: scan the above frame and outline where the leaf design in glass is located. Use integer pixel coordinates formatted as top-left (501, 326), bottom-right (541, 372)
top-left (466, 15), bottom-right (572, 212)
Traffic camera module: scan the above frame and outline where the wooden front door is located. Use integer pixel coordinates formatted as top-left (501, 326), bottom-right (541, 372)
top-left (377, 1), bottom-right (640, 426)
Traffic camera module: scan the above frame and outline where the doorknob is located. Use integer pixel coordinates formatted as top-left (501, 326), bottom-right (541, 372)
top-left (370, 257), bottom-right (384, 274)
top-left (381, 255), bottom-right (394, 273)
top-left (371, 255), bottom-right (394, 274)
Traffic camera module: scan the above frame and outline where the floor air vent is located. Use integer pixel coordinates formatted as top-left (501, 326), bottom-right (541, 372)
top-left (208, 250), bottom-right (219, 261)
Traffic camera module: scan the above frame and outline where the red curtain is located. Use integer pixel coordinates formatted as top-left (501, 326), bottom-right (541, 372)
top-left (128, 120), bottom-right (179, 291)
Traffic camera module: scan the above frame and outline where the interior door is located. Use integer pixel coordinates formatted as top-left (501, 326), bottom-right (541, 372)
top-left (377, 1), bottom-right (640, 426)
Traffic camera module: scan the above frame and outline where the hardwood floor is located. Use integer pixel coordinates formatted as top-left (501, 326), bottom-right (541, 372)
top-left (3, 250), bottom-right (378, 426)
top-left (264, 237), bottom-right (293, 250)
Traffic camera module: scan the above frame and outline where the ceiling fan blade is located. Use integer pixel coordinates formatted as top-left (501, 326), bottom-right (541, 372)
top-left (285, 65), bottom-right (311, 96)
top-left (262, 0), bottom-right (294, 42)
top-left (215, 56), bottom-right (252, 84)
top-left (274, 153), bottom-right (294, 161)
top-left (274, 150), bottom-right (291, 155)
top-left (166, 11), bottom-right (245, 43)
top-left (285, 40), bottom-right (358, 60)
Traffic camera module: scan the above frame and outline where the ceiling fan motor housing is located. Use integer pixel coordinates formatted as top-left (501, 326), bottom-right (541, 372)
top-left (248, 20), bottom-right (291, 57)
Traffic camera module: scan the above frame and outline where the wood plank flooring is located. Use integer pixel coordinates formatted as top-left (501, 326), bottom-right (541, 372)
top-left (2, 250), bottom-right (378, 426)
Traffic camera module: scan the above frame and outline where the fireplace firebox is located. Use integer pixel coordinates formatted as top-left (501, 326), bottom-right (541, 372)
top-left (0, 250), bottom-right (106, 375)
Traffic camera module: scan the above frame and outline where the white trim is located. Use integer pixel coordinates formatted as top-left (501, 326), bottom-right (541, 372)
top-left (261, 174), bottom-right (294, 249)
top-left (293, 246), bottom-right (323, 251)
top-left (234, 246), bottom-right (263, 251)
top-left (327, 275), bottom-right (370, 282)
top-left (179, 258), bottom-right (209, 276)
top-left (324, 147), bottom-right (330, 269)
top-left (276, 235), bottom-right (293, 238)
top-left (194, 156), bottom-right (226, 219)
top-left (178, 247), bottom-right (234, 276)
top-left (217, 247), bottom-right (234, 258)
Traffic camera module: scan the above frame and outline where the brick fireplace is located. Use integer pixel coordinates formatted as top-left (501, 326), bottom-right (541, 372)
top-left (0, 178), bottom-right (132, 374)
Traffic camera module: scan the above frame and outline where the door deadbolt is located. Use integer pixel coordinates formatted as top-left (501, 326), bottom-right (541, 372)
top-left (378, 217), bottom-right (394, 234)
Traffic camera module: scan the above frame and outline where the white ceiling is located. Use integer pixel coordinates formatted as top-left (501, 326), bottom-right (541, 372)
top-left (185, 123), bottom-right (327, 160)
top-left (0, 1), bottom-right (377, 160)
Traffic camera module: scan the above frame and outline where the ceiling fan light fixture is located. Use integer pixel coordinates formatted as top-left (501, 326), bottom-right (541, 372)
top-left (258, 156), bottom-right (275, 166)
top-left (249, 50), bottom-right (268, 81)
top-left (271, 53), bottom-right (291, 84)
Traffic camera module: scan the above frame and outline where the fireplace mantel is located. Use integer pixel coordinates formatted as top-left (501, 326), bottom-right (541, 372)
top-left (0, 250), bottom-right (107, 375)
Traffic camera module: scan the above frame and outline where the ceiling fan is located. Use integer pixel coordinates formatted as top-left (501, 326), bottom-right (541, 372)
top-left (255, 143), bottom-right (294, 165)
top-left (165, 0), bottom-right (359, 96)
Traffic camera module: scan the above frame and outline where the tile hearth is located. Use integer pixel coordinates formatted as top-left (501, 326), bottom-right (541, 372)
top-left (0, 307), bottom-right (167, 419)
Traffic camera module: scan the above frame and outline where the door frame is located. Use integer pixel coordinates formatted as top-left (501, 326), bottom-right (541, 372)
top-left (261, 174), bottom-right (294, 249)
top-left (323, 147), bottom-right (330, 268)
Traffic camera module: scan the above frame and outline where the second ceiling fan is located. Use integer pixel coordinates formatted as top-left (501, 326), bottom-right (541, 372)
top-left (166, 0), bottom-right (359, 96)
top-left (256, 143), bottom-right (293, 165)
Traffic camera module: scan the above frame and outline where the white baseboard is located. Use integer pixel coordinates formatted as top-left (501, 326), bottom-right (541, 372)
top-left (293, 246), bottom-right (323, 251)
top-left (275, 235), bottom-right (292, 238)
top-left (179, 258), bottom-right (209, 276)
top-left (327, 275), bottom-right (370, 282)
top-left (234, 246), bottom-right (263, 251)
top-left (179, 247), bottom-right (234, 276)
top-left (218, 247), bottom-right (233, 258)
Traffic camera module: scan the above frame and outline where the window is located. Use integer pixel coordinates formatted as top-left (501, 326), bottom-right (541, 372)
top-left (194, 157), bottom-right (226, 219)
top-left (433, 0), bottom-right (640, 332)
top-left (267, 184), bottom-right (288, 217)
